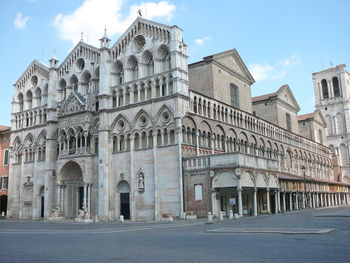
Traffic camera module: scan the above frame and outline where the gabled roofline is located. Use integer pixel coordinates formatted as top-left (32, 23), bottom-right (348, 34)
top-left (14, 60), bottom-right (49, 86)
top-left (58, 41), bottom-right (100, 70)
top-left (253, 84), bottom-right (301, 112)
top-left (189, 48), bottom-right (255, 84)
top-left (110, 17), bottom-right (178, 50)
top-left (298, 109), bottom-right (327, 126)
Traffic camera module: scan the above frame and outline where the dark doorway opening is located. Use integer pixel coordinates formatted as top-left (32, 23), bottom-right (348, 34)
top-left (120, 193), bottom-right (130, 220)
top-left (79, 187), bottom-right (84, 210)
top-left (0, 195), bottom-right (7, 215)
top-left (41, 196), bottom-right (44, 218)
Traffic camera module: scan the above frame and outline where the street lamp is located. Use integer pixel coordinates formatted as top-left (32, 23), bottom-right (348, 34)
top-left (302, 165), bottom-right (307, 209)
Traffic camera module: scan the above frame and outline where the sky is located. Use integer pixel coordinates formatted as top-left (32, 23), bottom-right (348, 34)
top-left (1, 0), bottom-right (350, 126)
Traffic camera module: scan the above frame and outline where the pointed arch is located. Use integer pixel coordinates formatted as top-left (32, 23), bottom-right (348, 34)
top-left (110, 113), bottom-right (131, 132)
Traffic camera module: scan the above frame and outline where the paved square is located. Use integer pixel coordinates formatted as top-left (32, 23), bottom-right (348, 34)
top-left (0, 207), bottom-right (349, 263)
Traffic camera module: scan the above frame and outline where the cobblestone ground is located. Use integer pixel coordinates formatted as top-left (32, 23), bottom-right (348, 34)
top-left (0, 207), bottom-right (349, 263)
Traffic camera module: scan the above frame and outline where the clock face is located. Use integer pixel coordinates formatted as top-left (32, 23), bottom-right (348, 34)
top-left (235, 168), bottom-right (241, 176)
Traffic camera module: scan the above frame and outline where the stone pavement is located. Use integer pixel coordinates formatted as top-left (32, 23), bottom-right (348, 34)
top-left (0, 207), bottom-right (350, 263)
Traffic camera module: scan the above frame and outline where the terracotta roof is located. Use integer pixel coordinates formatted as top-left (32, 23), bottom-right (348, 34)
top-left (0, 125), bottom-right (10, 132)
top-left (297, 110), bottom-right (318, 122)
top-left (252, 85), bottom-right (287, 103)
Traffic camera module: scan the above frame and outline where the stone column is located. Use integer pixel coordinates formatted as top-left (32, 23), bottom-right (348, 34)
top-left (211, 191), bottom-right (216, 217)
top-left (238, 188), bottom-right (243, 216)
top-left (56, 183), bottom-right (61, 209)
top-left (89, 184), bottom-right (92, 213)
top-left (196, 132), bottom-right (199, 156)
top-left (253, 188), bottom-right (258, 216)
top-left (153, 133), bottom-right (159, 221)
top-left (289, 193), bottom-right (293, 211)
top-left (327, 193), bottom-right (331, 207)
top-left (277, 190), bottom-right (281, 213)
top-left (295, 193), bottom-right (299, 210)
top-left (266, 189), bottom-right (271, 214)
top-left (283, 192), bottom-right (286, 212)
top-left (60, 185), bottom-right (64, 211)
top-left (338, 193), bottom-right (341, 206)
top-left (83, 183), bottom-right (87, 209)
top-left (302, 192), bottom-right (306, 209)
top-left (309, 193), bottom-right (313, 208)
top-left (274, 192), bottom-right (278, 214)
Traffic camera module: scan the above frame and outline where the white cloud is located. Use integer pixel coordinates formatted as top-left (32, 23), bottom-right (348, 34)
top-left (271, 70), bottom-right (286, 79)
top-left (195, 36), bottom-right (211, 46)
top-left (13, 13), bottom-right (29, 30)
top-left (283, 53), bottom-right (302, 66)
top-left (250, 54), bottom-right (302, 82)
top-left (249, 63), bottom-right (274, 81)
top-left (53, 0), bottom-right (176, 46)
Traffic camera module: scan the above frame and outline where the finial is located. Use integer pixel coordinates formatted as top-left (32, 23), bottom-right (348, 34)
top-left (81, 32), bottom-right (84, 41)
top-left (138, 9), bottom-right (142, 17)
top-left (52, 49), bottom-right (57, 60)
top-left (103, 26), bottom-right (107, 38)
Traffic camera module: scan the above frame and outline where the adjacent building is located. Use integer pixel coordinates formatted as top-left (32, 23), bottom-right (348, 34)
top-left (0, 126), bottom-right (10, 216)
top-left (7, 17), bottom-right (349, 221)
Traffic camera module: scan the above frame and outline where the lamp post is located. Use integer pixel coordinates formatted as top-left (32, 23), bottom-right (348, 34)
top-left (302, 165), bottom-right (307, 209)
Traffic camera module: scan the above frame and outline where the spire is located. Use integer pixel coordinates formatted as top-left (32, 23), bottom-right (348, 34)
top-left (49, 49), bottom-right (58, 68)
top-left (99, 26), bottom-right (111, 49)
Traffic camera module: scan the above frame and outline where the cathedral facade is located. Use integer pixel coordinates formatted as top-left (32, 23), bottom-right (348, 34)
top-left (7, 18), bottom-right (350, 222)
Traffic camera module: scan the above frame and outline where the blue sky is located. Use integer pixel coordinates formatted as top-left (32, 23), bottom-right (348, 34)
top-left (1, 0), bottom-right (350, 126)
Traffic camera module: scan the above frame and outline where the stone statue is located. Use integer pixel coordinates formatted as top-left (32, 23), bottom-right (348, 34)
top-left (50, 204), bottom-right (65, 218)
top-left (138, 173), bottom-right (145, 192)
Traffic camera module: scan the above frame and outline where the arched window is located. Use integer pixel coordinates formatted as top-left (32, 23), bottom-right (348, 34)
top-left (26, 90), bottom-right (33, 109)
top-left (321, 79), bottom-right (328, 99)
top-left (333, 77), bottom-right (340, 97)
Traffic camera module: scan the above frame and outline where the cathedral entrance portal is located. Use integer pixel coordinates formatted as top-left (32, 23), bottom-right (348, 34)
top-left (117, 181), bottom-right (130, 220)
top-left (59, 161), bottom-right (83, 218)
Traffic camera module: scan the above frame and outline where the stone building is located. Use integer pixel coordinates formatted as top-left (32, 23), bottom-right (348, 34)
top-left (7, 17), bottom-right (350, 221)
top-left (313, 64), bottom-right (350, 183)
top-left (0, 126), bottom-right (10, 216)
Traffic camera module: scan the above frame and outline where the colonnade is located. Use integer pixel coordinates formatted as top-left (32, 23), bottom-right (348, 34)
top-left (280, 191), bottom-right (349, 212)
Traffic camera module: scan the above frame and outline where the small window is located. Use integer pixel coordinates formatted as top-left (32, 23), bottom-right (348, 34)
top-left (321, 79), bottom-right (328, 99)
top-left (286, 113), bottom-right (292, 131)
top-left (333, 77), bottom-right (340, 97)
top-left (319, 129), bottom-right (323, 144)
top-left (230, 83), bottom-right (240, 109)
top-left (3, 149), bottom-right (8, 166)
top-left (194, 184), bottom-right (203, 201)
top-left (1, 176), bottom-right (8, 189)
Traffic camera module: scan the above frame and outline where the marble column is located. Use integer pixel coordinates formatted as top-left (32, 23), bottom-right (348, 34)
top-left (266, 189), bottom-right (271, 214)
top-left (277, 190), bottom-right (281, 213)
top-left (295, 193), bottom-right (299, 210)
top-left (289, 193), bottom-right (293, 211)
top-left (283, 192), bottom-right (286, 212)
top-left (302, 192), bottom-right (306, 209)
top-left (238, 188), bottom-right (243, 216)
top-left (253, 188), bottom-right (258, 216)
top-left (274, 192), bottom-right (278, 214)
top-left (88, 184), bottom-right (91, 213)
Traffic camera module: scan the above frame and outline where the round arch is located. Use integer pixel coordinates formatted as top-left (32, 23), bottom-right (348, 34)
top-left (213, 171), bottom-right (238, 188)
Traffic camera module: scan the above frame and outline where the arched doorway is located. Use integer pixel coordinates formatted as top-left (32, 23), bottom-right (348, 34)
top-left (0, 195), bottom-right (7, 215)
top-left (212, 171), bottom-right (238, 216)
top-left (59, 161), bottom-right (83, 218)
top-left (117, 181), bottom-right (130, 220)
